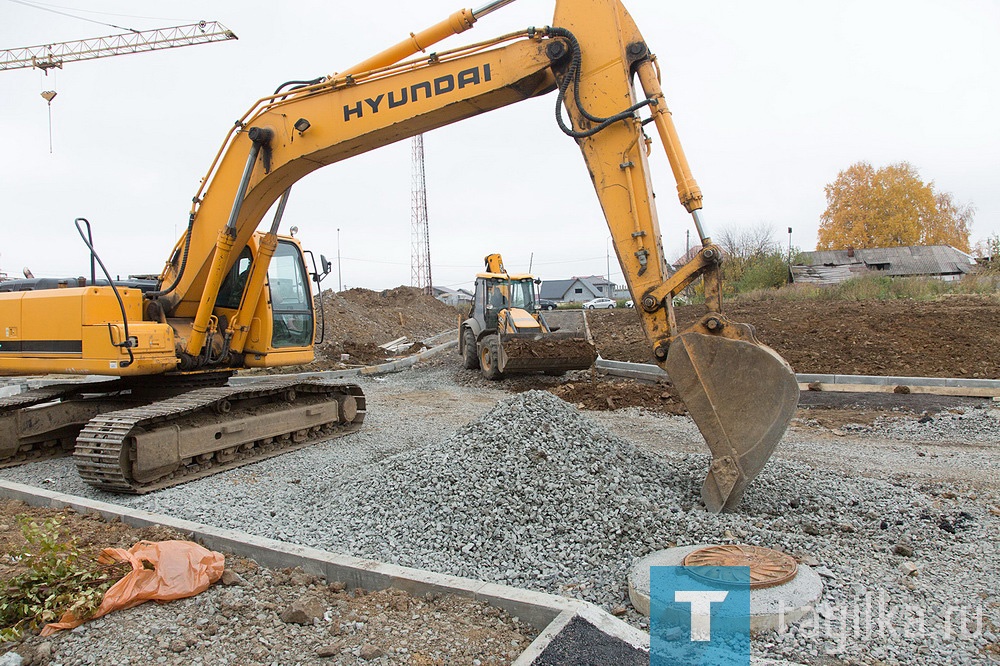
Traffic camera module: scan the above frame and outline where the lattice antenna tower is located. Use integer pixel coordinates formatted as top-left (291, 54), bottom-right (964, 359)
top-left (410, 134), bottom-right (432, 295)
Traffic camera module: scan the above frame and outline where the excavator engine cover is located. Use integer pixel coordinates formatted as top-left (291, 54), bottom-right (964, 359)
top-left (665, 322), bottom-right (799, 513)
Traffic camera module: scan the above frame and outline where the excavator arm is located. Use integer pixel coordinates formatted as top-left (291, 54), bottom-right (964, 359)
top-left (148, 0), bottom-right (797, 511)
top-left (548, 1), bottom-right (801, 512)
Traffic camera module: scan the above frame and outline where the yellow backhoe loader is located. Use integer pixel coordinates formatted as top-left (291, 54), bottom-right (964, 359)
top-left (460, 253), bottom-right (596, 379)
top-left (0, 0), bottom-right (798, 510)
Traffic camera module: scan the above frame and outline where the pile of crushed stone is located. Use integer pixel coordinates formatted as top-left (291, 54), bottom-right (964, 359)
top-left (3, 386), bottom-right (996, 664)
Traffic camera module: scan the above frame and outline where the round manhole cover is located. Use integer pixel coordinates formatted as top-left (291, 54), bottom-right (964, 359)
top-left (681, 544), bottom-right (798, 589)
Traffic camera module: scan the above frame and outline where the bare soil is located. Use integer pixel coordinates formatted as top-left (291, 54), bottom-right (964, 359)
top-left (501, 336), bottom-right (596, 361)
top-left (587, 295), bottom-right (1000, 378)
top-left (299, 288), bottom-right (1000, 381)
top-left (307, 287), bottom-right (463, 368)
top-left (292, 288), bottom-right (1000, 415)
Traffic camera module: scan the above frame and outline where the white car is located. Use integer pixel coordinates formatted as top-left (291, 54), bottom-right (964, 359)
top-left (625, 299), bottom-right (634, 308)
top-left (583, 297), bottom-right (616, 309)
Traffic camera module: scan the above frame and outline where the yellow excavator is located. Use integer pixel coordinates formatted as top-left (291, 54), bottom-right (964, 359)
top-left (0, 0), bottom-right (798, 510)
top-left (461, 253), bottom-right (597, 379)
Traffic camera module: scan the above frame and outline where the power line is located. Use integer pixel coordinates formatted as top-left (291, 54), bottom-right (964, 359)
top-left (9, 0), bottom-right (140, 32)
top-left (7, 0), bottom-right (195, 24)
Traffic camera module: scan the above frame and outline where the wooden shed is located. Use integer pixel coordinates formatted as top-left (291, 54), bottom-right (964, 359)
top-left (792, 245), bottom-right (977, 285)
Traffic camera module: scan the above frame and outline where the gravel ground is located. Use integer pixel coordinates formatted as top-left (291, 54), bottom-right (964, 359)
top-left (2, 549), bottom-right (535, 666)
top-left (2, 360), bottom-right (1000, 665)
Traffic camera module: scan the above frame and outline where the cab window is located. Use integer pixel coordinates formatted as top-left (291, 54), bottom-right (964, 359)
top-left (268, 241), bottom-right (313, 348)
top-left (216, 246), bottom-right (253, 310)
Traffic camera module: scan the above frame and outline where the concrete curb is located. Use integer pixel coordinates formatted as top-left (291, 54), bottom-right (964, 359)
top-left (0, 480), bottom-right (648, 662)
top-left (594, 358), bottom-right (1000, 391)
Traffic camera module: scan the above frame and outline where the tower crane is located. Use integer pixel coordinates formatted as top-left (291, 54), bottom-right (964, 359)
top-left (0, 21), bottom-right (237, 72)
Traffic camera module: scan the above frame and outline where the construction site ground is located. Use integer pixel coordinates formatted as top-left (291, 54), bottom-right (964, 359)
top-left (2, 288), bottom-right (1000, 664)
top-left (299, 287), bottom-right (1000, 397)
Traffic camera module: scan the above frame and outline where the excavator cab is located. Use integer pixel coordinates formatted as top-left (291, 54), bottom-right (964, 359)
top-left (211, 234), bottom-right (318, 367)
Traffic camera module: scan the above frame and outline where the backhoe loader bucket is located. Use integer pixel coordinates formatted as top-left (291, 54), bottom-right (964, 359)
top-left (497, 332), bottom-right (597, 374)
top-left (665, 322), bottom-right (799, 513)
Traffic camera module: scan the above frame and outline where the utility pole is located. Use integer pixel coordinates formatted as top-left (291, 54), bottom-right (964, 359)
top-left (606, 237), bottom-right (611, 296)
top-left (337, 228), bottom-right (342, 292)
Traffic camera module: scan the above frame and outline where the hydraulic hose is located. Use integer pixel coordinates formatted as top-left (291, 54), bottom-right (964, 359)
top-left (547, 27), bottom-right (654, 139)
top-left (74, 218), bottom-right (135, 368)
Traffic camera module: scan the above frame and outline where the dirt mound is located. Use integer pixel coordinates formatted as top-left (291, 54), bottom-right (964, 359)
top-left (587, 295), bottom-right (1000, 379)
top-left (304, 287), bottom-right (461, 369)
top-left (547, 377), bottom-right (687, 415)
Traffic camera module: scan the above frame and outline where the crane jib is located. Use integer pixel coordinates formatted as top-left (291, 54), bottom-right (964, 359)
top-left (342, 63), bottom-right (493, 122)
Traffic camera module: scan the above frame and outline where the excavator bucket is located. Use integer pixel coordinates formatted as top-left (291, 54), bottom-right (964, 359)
top-left (497, 331), bottom-right (597, 374)
top-left (666, 325), bottom-right (800, 513)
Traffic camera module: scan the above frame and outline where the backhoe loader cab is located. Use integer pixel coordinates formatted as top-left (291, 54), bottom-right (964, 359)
top-left (481, 275), bottom-right (537, 326)
top-left (460, 255), bottom-right (596, 380)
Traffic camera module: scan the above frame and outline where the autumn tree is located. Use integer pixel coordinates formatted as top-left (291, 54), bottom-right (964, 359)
top-left (817, 162), bottom-right (973, 252)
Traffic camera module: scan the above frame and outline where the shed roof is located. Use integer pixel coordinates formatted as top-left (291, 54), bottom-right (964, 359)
top-left (795, 245), bottom-right (976, 279)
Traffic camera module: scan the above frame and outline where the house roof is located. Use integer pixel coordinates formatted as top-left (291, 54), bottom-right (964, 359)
top-left (539, 279), bottom-right (576, 299)
top-left (577, 277), bottom-right (603, 296)
top-left (671, 246), bottom-right (702, 269)
top-left (433, 286), bottom-right (473, 297)
top-left (539, 277), bottom-right (606, 300)
top-left (574, 275), bottom-right (611, 285)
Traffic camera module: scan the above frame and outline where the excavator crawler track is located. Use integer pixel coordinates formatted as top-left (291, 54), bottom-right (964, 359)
top-left (73, 377), bottom-right (365, 494)
top-left (0, 379), bottom-right (127, 467)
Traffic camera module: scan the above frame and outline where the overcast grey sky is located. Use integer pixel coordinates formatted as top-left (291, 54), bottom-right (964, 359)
top-left (2, 0), bottom-right (997, 291)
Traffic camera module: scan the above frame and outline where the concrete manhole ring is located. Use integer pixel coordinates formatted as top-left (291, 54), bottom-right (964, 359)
top-left (682, 544), bottom-right (798, 589)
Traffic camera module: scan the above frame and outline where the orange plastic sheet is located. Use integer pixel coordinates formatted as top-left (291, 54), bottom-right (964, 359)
top-left (41, 540), bottom-right (225, 636)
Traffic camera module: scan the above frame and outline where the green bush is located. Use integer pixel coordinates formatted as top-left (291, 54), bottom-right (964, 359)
top-left (1, 515), bottom-right (128, 642)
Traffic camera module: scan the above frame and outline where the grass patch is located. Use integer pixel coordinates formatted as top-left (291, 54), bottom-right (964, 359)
top-left (735, 273), bottom-right (1000, 303)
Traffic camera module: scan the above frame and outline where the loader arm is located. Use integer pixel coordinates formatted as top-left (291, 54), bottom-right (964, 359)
top-left (150, 0), bottom-right (796, 511)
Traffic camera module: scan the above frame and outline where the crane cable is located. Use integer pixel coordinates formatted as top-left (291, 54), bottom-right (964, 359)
top-left (6, 0), bottom-right (198, 33)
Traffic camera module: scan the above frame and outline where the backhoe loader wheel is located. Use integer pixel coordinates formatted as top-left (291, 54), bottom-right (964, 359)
top-left (479, 335), bottom-right (504, 380)
top-left (462, 329), bottom-right (480, 370)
